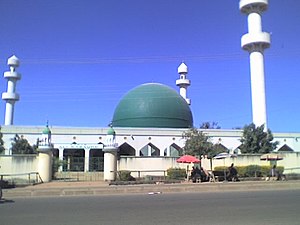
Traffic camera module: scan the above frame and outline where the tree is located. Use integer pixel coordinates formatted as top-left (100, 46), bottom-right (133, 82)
top-left (239, 123), bottom-right (278, 154)
top-left (209, 143), bottom-right (228, 158)
top-left (0, 127), bottom-right (5, 154)
top-left (200, 121), bottom-right (221, 129)
top-left (183, 128), bottom-right (225, 170)
top-left (182, 128), bottom-right (213, 157)
top-left (11, 134), bottom-right (36, 155)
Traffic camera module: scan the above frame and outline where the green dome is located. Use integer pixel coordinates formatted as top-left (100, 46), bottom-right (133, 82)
top-left (112, 83), bottom-right (193, 128)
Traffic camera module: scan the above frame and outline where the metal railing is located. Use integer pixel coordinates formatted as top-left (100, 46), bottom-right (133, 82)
top-left (116, 170), bottom-right (168, 180)
top-left (131, 170), bottom-right (167, 179)
top-left (61, 157), bottom-right (104, 172)
top-left (0, 172), bottom-right (43, 186)
top-left (283, 167), bottom-right (300, 173)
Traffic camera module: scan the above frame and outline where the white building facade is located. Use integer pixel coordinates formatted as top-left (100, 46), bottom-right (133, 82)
top-left (1, 125), bottom-right (299, 174)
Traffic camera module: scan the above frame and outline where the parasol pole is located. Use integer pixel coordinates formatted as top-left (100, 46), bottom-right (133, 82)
top-left (187, 164), bottom-right (189, 181)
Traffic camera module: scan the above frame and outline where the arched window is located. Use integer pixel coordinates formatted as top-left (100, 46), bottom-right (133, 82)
top-left (119, 143), bottom-right (136, 156)
top-left (164, 143), bottom-right (182, 157)
top-left (139, 143), bottom-right (160, 157)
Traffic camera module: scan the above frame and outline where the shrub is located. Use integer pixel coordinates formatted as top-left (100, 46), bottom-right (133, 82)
top-left (52, 158), bottom-right (67, 179)
top-left (117, 170), bottom-right (135, 181)
top-left (260, 165), bottom-right (284, 176)
top-left (244, 165), bottom-right (261, 177)
top-left (214, 166), bottom-right (228, 173)
top-left (167, 168), bottom-right (186, 180)
top-left (213, 165), bottom-right (284, 177)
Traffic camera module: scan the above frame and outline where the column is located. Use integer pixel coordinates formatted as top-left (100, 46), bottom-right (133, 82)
top-left (103, 147), bottom-right (118, 181)
top-left (58, 147), bottom-right (64, 172)
top-left (37, 148), bottom-right (53, 182)
top-left (84, 148), bottom-right (90, 172)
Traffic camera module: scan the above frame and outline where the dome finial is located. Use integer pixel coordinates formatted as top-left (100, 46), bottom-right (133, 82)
top-left (178, 62), bottom-right (188, 74)
top-left (42, 122), bottom-right (51, 134)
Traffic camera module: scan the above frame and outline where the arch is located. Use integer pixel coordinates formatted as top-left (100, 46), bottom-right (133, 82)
top-left (119, 142), bottom-right (136, 156)
top-left (164, 143), bottom-right (183, 157)
top-left (139, 143), bottom-right (160, 157)
top-left (278, 144), bottom-right (294, 152)
top-left (214, 143), bottom-right (229, 152)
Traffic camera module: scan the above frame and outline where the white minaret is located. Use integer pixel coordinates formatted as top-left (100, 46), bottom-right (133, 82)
top-left (2, 55), bottom-right (21, 125)
top-left (176, 62), bottom-right (191, 105)
top-left (240, 0), bottom-right (270, 130)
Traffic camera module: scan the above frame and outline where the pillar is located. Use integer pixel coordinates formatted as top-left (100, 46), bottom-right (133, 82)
top-left (103, 147), bottom-right (118, 181)
top-left (58, 147), bottom-right (64, 172)
top-left (37, 148), bottom-right (53, 182)
top-left (84, 148), bottom-right (90, 172)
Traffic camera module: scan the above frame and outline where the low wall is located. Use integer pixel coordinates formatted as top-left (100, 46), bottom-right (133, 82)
top-left (54, 172), bottom-right (104, 181)
top-left (118, 153), bottom-right (300, 177)
top-left (118, 157), bottom-right (186, 177)
top-left (0, 155), bottom-right (39, 184)
top-left (277, 152), bottom-right (300, 174)
top-left (0, 155), bottom-right (38, 174)
top-left (1, 152), bottom-right (300, 181)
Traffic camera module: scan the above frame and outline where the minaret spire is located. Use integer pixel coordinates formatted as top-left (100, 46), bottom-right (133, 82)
top-left (240, 0), bottom-right (270, 130)
top-left (2, 55), bottom-right (21, 125)
top-left (176, 62), bottom-right (191, 105)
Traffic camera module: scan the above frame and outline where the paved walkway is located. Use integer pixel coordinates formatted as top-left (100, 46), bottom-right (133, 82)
top-left (2, 180), bottom-right (300, 199)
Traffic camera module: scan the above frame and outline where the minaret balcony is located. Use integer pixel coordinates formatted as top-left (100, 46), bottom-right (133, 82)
top-left (240, 0), bottom-right (268, 13)
top-left (176, 79), bottom-right (190, 86)
top-left (4, 71), bottom-right (21, 80)
top-left (2, 92), bottom-right (20, 101)
top-left (241, 32), bottom-right (270, 51)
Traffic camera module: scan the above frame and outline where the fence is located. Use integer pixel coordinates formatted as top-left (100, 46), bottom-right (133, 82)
top-left (61, 157), bottom-right (104, 172)
top-left (0, 172), bottom-right (43, 186)
top-left (54, 171), bottom-right (104, 181)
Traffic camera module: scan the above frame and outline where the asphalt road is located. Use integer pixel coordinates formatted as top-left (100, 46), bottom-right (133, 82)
top-left (1, 190), bottom-right (299, 225)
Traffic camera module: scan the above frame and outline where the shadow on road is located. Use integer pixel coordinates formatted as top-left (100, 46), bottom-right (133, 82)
top-left (0, 198), bottom-right (15, 204)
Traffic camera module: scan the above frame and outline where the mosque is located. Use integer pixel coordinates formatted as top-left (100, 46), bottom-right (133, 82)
top-left (0, 0), bottom-right (300, 182)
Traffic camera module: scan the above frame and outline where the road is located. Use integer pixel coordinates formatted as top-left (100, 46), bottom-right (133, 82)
top-left (0, 190), bottom-right (299, 225)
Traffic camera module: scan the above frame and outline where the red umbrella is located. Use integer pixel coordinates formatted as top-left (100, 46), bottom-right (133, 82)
top-left (176, 155), bottom-right (200, 163)
top-left (176, 155), bottom-right (200, 181)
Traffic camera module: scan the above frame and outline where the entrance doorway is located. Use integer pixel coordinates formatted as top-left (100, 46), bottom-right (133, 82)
top-left (63, 149), bottom-right (85, 171)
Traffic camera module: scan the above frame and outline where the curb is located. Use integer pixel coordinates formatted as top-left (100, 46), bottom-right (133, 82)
top-left (2, 180), bottom-right (300, 198)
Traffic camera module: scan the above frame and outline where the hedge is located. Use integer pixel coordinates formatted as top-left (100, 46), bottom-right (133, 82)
top-left (214, 165), bottom-right (284, 177)
top-left (167, 168), bottom-right (186, 180)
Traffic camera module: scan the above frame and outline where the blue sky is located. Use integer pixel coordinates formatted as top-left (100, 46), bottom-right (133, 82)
top-left (0, 0), bottom-right (299, 132)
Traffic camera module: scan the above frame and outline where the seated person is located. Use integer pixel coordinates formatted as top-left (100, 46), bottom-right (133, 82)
top-left (227, 163), bottom-right (239, 181)
top-left (191, 166), bottom-right (201, 183)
